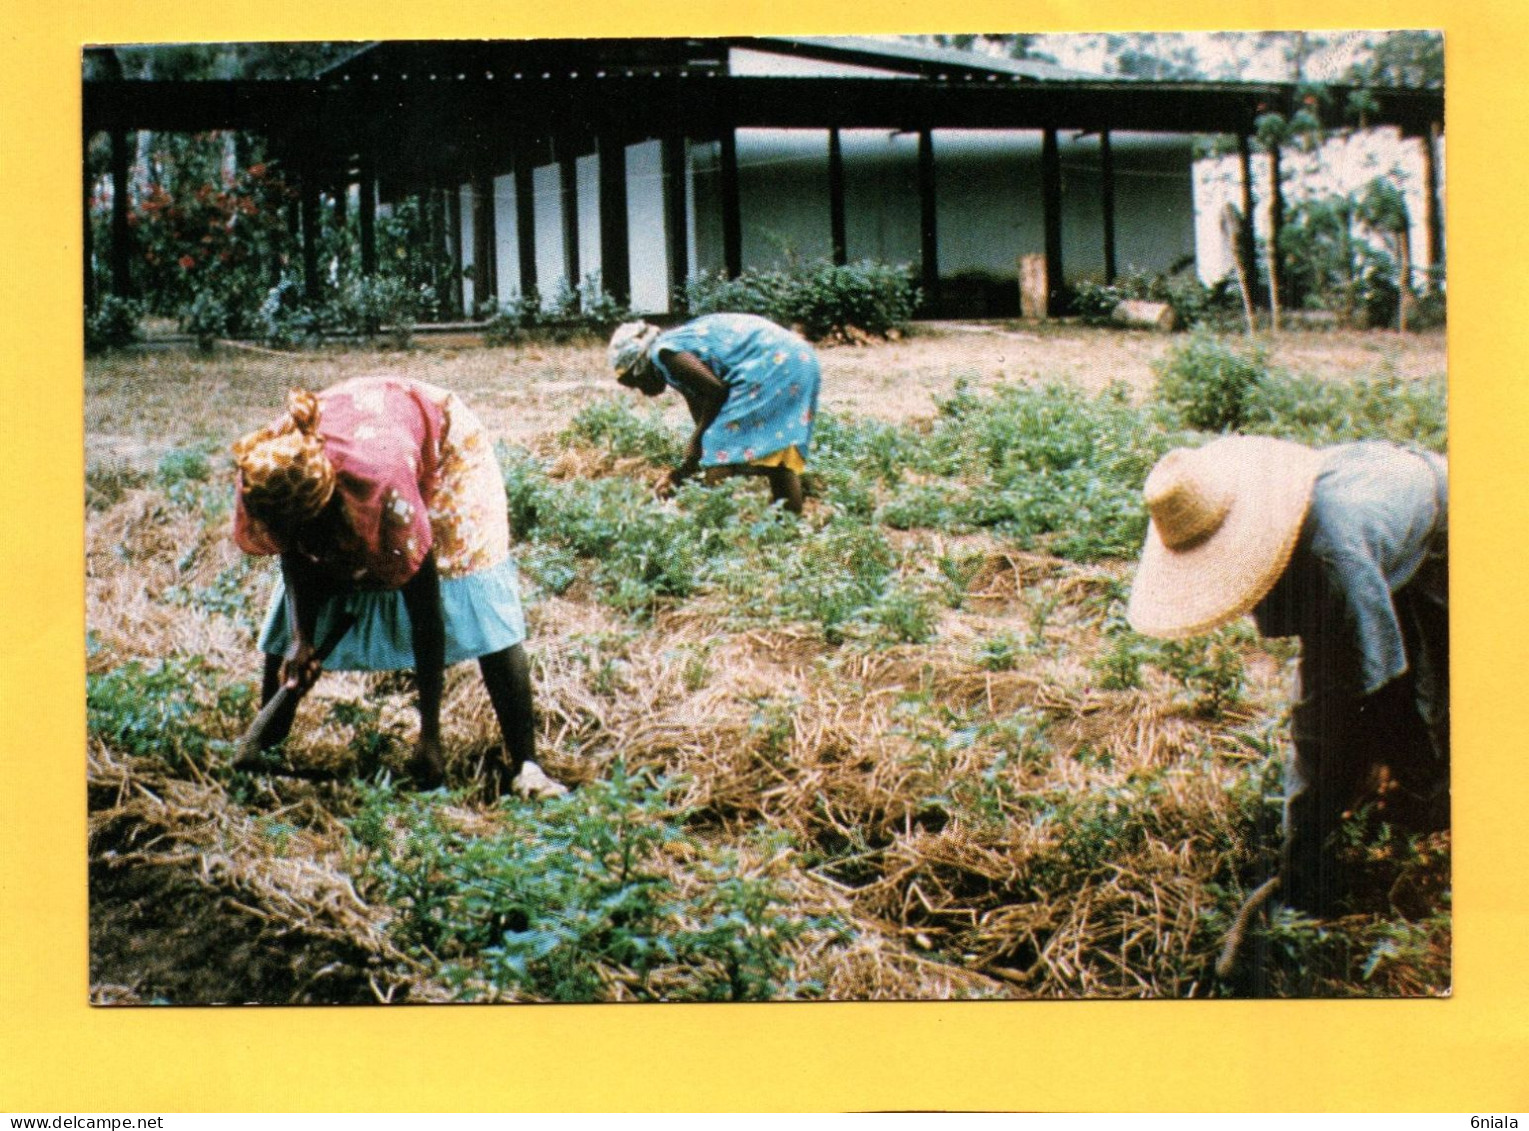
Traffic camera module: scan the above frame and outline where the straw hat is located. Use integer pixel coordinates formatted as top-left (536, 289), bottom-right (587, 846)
top-left (607, 320), bottom-right (659, 378)
top-left (1127, 435), bottom-right (1325, 639)
top-left (232, 388), bottom-right (337, 524)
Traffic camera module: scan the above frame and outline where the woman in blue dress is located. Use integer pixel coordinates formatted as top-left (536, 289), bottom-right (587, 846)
top-left (607, 314), bottom-right (822, 514)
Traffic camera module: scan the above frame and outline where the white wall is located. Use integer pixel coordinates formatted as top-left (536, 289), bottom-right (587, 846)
top-left (625, 139), bottom-right (671, 313)
top-left (931, 129), bottom-right (1040, 279)
top-left (1192, 126), bottom-right (1443, 287)
top-left (457, 125), bottom-right (1201, 315)
top-left (491, 174), bottom-right (520, 306)
top-left (1061, 132), bottom-right (1198, 282)
top-left (533, 162), bottom-right (566, 306)
top-left (687, 127), bottom-right (1195, 288)
top-left (688, 139), bottom-right (726, 277)
top-left (577, 154), bottom-right (601, 292)
top-left (840, 129), bottom-right (921, 267)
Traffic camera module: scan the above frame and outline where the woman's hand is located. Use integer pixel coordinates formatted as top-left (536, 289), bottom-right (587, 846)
top-left (281, 638), bottom-right (323, 694)
top-left (657, 440), bottom-right (703, 499)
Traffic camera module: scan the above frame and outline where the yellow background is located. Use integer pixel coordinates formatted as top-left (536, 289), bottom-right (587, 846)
top-left (5, 0), bottom-right (1526, 1113)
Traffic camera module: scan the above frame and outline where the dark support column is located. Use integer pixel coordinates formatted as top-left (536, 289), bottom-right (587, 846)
top-left (1100, 130), bottom-right (1117, 284)
top-left (828, 128), bottom-right (847, 266)
top-left (358, 150), bottom-right (377, 277)
top-left (472, 172), bottom-right (498, 311)
top-left (110, 129), bottom-right (132, 297)
top-left (447, 185), bottom-right (465, 317)
top-left (598, 134), bottom-right (631, 306)
top-left (917, 128), bottom-right (938, 310)
top-left (1269, 143), bottom-right (1286, 308)
top-left (662, 135), bottom-right (690, 307)
top-left (332, 183), bottom-right (348, 228)
top-left (422, 189), bottom-right (444, 311)
top-left (514, 152), bottom-right (537, 298)
top-left (300, 163), bottom-right (321, 304)
top-left (1422, 122), bottom-right (1444, 291)
top-left (719, 130), bottom-right (743, 280)
top-left (1237, 134), bottom-right (1257, 301)
top-left (1041, 127), bottom-right (1064, 317)
top-left (560, 152), bottom-right (581, 296)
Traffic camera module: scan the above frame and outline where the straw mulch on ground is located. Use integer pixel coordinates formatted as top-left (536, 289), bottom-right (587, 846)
top-left (84, 333), bottom-right (1451, 1003)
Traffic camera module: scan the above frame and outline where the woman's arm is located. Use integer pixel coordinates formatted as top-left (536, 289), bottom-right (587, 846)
top-left (659, 349), bottom-right (728, 493)
top-left (277, 551), bottom-right (337, 693)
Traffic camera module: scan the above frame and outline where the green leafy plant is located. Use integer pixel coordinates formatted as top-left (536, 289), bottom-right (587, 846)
top-left (87, 656), bottom-right (250, 773)
top-left (563, 398), bottom-right (685, 465)
top-left (348, 766), bottom-right (833, 1001)
top-left (977, 632), bottom-right (1025, 672)
top-left (1245, 369), bottom-right (1446, 451)
top-left (1156, 633), bottom-right (1247, 718)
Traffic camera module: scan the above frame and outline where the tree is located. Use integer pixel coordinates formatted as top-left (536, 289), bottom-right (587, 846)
top-left (1344, 31), bottom-right (1443, 89)
top-left (915, 34), bottom-right (1058, 66)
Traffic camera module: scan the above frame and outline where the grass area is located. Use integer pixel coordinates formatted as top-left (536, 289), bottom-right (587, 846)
top-left (85, 325), bottom-right (1449, 1003)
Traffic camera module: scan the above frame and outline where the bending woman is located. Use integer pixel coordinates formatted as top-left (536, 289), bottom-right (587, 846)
top-left (232, 378), bottom-right (565, 799)
top-left (607, 314), bottom-right (822, 514)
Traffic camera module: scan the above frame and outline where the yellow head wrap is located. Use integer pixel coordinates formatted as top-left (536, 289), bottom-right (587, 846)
top-left (232, 388), bottom-right (337, 524)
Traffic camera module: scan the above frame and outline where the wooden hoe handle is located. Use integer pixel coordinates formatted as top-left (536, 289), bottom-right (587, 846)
top-left (233, 612), bottom-right (357, 766)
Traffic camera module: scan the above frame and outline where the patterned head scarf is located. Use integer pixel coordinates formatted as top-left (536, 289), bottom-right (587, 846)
top-left (232, 388), bottom-right (337, 525)
top-left (608, 320), bottom-right (660, 379)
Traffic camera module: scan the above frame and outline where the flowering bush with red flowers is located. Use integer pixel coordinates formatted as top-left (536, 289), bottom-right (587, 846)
top-left (124, 137), bottom-right (297, 335)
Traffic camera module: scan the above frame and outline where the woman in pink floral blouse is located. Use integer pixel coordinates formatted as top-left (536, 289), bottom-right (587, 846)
top-left (232, 377), bottom-right (564, 798)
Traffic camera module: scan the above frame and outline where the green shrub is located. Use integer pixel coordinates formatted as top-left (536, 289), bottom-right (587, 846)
top-left (1069, 268), bottom-right (1228, 330)
top-left (1070, 279), bottom-right (1124, 325)
top-left (257, 277), bottom-right (326, 349)
top-left (1154, 331), bottom-right (1268, 432)
top-left (483, 275), bottom-right (628, 345)
top-left (85, 295), bottom-right (144, 355)
top-left (156, 442), bottom-right (217, 488)
top-left (348, 766), bottom-right (833, 1001)
top-left (336, 275), bottom-right (432, 348)
top-left (180, 287), bottom-right (233, 351)
top-left (480, 290), bottom-right (545, 345)
top-left (685, 259), bottom-right (920, 340)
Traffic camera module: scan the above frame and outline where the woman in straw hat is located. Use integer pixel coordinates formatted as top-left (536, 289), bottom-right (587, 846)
top-left (232, 377), bottom-right (566, 799)
top-left (1127, 436), bottom-right (1447, 913)
top-left (607, 314), bottom-right (821, 514)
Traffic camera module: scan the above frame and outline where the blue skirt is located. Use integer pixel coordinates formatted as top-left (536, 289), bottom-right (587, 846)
top-left (256, 555), bottom-right (527, 669)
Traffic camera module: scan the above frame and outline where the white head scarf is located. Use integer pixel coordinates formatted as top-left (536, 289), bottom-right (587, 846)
top-left (607, 320), bottom-right (660, 378)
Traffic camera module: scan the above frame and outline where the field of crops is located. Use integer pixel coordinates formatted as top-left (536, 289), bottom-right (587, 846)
top-left (85, 323), bottom-right (1450, 1004)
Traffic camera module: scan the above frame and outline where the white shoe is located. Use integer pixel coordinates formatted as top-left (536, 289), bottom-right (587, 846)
top-left (512, 761), bottom-right (569, 800)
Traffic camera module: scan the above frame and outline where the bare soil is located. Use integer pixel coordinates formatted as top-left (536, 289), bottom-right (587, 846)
top-left (85, 322), bottom-right (1445, 469)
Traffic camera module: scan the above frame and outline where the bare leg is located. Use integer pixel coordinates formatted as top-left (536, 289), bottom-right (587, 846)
top-left (766, 466), bottom-right (805, 514)
top-left (478, 645), bottom-right (538, 792)
top-left (401, 556), bottom-right (446, 788)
